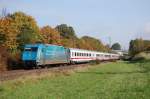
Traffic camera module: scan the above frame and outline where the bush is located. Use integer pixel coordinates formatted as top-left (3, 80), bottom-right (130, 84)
top-left (132, 52), bottom-right (150, 61)
top-left (89, 59), bottom-right (101, 65)
top-left (0, 47), bottom-right (9, 71)
top-left (7, 53), bottom-right (23, 70)
top-left (0, 46), bottom-right (23, 71)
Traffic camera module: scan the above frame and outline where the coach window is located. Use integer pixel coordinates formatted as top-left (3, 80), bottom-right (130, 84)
top-left (77, 53), bottom-right (79, 56)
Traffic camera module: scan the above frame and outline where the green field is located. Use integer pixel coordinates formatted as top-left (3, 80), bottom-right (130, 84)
top-left (0, 61), bottom-right (150, 99)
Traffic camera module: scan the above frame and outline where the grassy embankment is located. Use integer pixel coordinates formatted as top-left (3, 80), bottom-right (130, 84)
top-left (0, 60), bottom-right (150, 99)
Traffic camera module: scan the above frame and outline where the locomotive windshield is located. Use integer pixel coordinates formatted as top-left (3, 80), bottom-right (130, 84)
top-left (24, 47), bottom-right (38, 52)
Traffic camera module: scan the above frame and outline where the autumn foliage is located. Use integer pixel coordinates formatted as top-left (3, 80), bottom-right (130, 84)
top-left (0, 11), bottom-right (110, 71)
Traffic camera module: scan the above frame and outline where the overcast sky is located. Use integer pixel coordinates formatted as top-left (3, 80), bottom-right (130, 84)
top-left (0, 0), bottom-right (150, 50)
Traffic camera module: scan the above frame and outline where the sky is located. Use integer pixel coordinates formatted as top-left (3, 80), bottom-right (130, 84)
top-left (0, 0), bottom-right (150, 50)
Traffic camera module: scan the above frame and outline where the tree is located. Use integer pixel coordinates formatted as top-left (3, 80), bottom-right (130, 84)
top-left (55, 24), bottom-right (78, 48)
top-left (111, 43), bottom-right (121, 50)
top-left (129, 39), bottom-right (150, 56)
top-left (143, 40), bottom-right (150, 51)
top-left (40, 26), bottom-right (61, 44)
top-left (55, 24), bottom-right (77, 39)
top-left (9, 12), bottom-right (41, 51)
top-left (129, 39), bottom-right (145, 56)
top-left (146, 46), bottom-right (150, 51)
top-left (0, 12), bottom-right (41, 52)
top-left (78, 36), bottom-right (109, 51)
top-left (0, 17), bottom-right (18, 52)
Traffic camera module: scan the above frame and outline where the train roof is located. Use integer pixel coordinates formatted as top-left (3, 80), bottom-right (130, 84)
top-left (25, 43), bottom-right (64, 47)
top-left (69, 48), bottom-right (119, 55)
top-left (69, 48), bottom-right (106, 54)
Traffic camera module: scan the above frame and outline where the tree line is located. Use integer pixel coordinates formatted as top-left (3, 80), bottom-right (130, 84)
top-left (0, 12), bottom-right (110, 71)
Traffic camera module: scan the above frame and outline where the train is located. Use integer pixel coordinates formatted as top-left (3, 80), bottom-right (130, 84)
top-left (22, 44), bottom-right (120, 68)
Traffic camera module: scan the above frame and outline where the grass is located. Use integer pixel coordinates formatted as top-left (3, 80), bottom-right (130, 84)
top-left (0, 61), bottom-right (150, 99)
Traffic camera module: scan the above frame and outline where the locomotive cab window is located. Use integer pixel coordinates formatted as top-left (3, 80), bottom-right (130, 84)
top-left (24, 47), bottom-right (38, 52)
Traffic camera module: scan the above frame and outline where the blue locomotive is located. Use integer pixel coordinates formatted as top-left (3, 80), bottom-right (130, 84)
top-left (22, 44), bottom-right (70, 68)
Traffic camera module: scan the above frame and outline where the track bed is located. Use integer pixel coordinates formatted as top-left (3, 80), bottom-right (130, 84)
top-left (0, 63), bottom-right (88, 81)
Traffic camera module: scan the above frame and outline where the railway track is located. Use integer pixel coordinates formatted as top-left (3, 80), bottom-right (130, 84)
top-left (0, 63), bottom-right (88, 81)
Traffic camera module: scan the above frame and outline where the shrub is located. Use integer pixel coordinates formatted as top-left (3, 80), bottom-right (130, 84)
top-left (132, 52), bottom-right (150, 61)
top-left (0, 47), bottom-right (9, 71)
top-left (89, 59), bottom-right (101, 65)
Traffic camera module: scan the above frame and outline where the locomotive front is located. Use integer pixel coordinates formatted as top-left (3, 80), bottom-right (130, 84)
top-left (22, 44), bottom-right (41, 68)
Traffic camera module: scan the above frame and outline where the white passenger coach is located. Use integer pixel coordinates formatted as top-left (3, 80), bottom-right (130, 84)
top-left (69, 48), bottom-right (120, 63)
